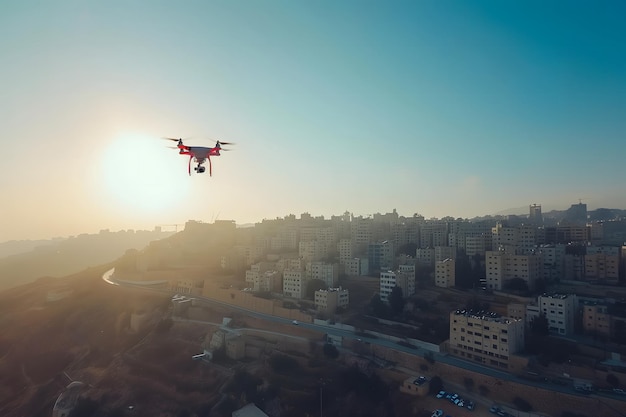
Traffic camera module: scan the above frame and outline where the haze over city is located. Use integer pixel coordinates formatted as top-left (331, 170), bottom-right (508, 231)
top-left (2, 1), bottom-right (625, 241)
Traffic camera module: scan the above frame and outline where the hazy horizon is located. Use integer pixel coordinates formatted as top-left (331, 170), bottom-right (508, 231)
top-left (2, 1), bottom-right (625, 242)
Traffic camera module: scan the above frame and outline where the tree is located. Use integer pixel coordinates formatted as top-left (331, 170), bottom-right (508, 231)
top-left (388, 286), bottom-right (405, 316)
top-left (323, 343), bottom-right (339, 359)
top-left (369, 294), bottom-right (391, 319)
top-left (606, 373), bottom-right (620, 388)
top-left (530, 314), bottom-right (550, 337)
top-left (428, 376), bottom-right (443, 394)
top-left (513, 396), bottom-right (532, 412)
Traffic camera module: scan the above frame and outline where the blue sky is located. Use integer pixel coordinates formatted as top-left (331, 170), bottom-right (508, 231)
top-left (1, 1), bottom-right (625, 240)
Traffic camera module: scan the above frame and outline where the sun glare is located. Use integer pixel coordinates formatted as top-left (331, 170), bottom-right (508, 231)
top-left (99, 133), bottom-right (190, 213)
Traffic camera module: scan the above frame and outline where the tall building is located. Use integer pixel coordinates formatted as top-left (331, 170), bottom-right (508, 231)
top-left (368, 240), bottom-right (394, 270)
top-left (529, 204), bottom-right (543, 226)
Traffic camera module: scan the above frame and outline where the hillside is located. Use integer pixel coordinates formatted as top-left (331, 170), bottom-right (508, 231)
top-left (0, 229), bottom-right (174, 291)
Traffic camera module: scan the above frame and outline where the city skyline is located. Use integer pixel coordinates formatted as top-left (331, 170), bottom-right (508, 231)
top-left (2, 1), bottom-right (625, 241)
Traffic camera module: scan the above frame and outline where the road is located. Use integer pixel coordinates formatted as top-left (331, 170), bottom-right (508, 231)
top-left (102, 269), bottom-right (626, 412)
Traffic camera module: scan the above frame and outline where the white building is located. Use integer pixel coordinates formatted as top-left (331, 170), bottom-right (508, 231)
top-left (380, 267), bottom-right (415, 302)
top-left (538, 293), bottom-right (578, 336)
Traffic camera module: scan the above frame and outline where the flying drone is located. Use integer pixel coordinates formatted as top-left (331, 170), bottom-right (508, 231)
top-left (163, 137), bottom-right (234, 176)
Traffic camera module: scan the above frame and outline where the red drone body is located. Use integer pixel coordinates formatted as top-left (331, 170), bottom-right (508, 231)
top-left (163, 137), bottom-right (234, 176)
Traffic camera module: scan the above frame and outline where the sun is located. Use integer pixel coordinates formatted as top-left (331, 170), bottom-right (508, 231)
top-left (99, 132), bottom-right (190, 214)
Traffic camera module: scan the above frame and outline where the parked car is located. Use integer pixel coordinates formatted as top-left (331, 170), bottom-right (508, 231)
top-left (431, 409), bottom-right (444, 417)
top-left (613, 388), bottom-right (626, 395)
top-left (436, 390), bottom-right (446, 399)
top-left (466, 401), bottom-right (475, 411)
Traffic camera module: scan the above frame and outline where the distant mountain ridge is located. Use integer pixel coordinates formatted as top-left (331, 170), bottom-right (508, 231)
top-left (0, 229), bottom-right (175, 291)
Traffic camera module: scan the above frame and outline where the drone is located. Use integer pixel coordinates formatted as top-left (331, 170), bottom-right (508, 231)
top-left (163, 137), bottom-right (234, 176)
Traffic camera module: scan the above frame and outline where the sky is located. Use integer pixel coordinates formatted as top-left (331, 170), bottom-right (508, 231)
top-left (1, 0), bottom-right (625, 241)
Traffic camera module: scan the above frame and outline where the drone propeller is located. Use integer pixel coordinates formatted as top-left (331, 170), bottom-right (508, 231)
top-left (162, 137), bottom-right (181, 142)
top-left (217, 141), bottom-right (235, 145)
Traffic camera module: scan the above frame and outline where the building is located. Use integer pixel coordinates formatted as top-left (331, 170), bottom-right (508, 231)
top-left (310, 261), bottom-right (339, 287)
top-left (415, 247), bottom-right (435, 267)
top-left (537, 293), bottom-right (578, 336)
top-left (529, 204), bottom-right (543, 226)
top-left (368, 240), bottom-right (394, 270)
top-left (449, 309), bottom-right (525, 370)
top-left (435, 258), bottom-right (455, 288)
top-left (435, 245), bottom-right (456, 262)
top-left (344, 257), bottom-right (369, 276)
top-left (283, 268), bottom-right (307, 299)
top-left (315, 287), bottom-right (349, 313)
top-left (399, 376), bottom-right (429, 397)
top-left (380, 267), bottom-right (415, 302)
top-left (584, 246), bottom-right (620, 284)
top-left (582, 302), bottom-right (611, 338)
top-left (485, 250), bottom-right (541, 291)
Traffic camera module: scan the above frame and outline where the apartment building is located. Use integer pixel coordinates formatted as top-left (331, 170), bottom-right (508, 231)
top-left (283, 268), bottom-right (307, 299)
top-left (299, 239), bottom-right (328, 262)
top-left (449, 309), bottom-right (525, 370)
top-left (435, 258), bottom-right (455, 288)
top-left (415, 247), bottom-right (435, 268)
top-left (435, 245), bottom-right (456, 262)
top-left (338, 238), bottom-right (354, 264)
top-left (536, 244), bottom-right (566, 282)
top-left (537, 293), bottom-right (578, 336)
top-left (368, 240), bottom-right (394, 270)
top-left (309, 261), bottom-right (339, 287)
top-left (314, 287), bottom-right (349, 313)
top-left (380, 267), bottom-right (415, 302)
top-left (582, 302), bottom-right (611, 338)
top-left (344, 257), bottom-right (369, 276)
top-left (245, 262), bottom-right (275, 285)
top-left (584, 245), bottom-right (620, 284)
top-left (420, 221), bottom-right (448, 247)
top-left (485, 250), bottom-right (541, 291)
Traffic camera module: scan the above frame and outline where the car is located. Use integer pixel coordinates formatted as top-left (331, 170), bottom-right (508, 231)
top-left (453, 398), bottom-right (461, 406)
top-left (496, 411), bottom-right (507, 417)
top-left (292, 320), bottom-right (299, 325)
top-left (613, 388), bottom-right (626, 395)
top-left (431, 409), bottom-right (444, 417)
top-left (457, 400), bottom-right (464, 407)
top-left (436, 390), bottom-right (446, 398)
top-left (466, 401), bottom-right (475, 411)
top-left (489, 405), bottom-right (500, 414)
